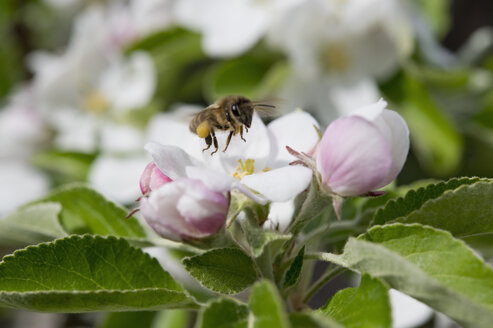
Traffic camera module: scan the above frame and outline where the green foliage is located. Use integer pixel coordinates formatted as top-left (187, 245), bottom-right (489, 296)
top-left (183, 248), bottom-right (257, 294)
top-left (99, 311), bottom-right (157, 328)
top-left (0, 235), bottom-right (195, 312)
top-left (317, 224), bottom-right (493, 328)
top-left (0, 203), bottom-right (66, 246)
top-left (395, 180), bottom-right (493, 238)
top-left (372, 177), bottom-right (481, 226)
top-left (320, 274), bottom-right (391, 328)
top-left (204, 54), bottom-right (288, 102)
top-left (415, 0), bottom-right (452, 38)
top-left (33, 184), bottom-right (146, 238)
top-left (197, 298), bottom-right (248, 328)
top-left (382, 70), bottom-right (463, 176)
top-left (129, 28), bottom-right (208, 109)
top-left (249, 280), bottom-right (291, 328)
top-left (288, 313), bottom-right (343, 328)
top-left (32, 151), bottom-right (96, 184)
top-left (283, 246), bottom-right (304, 289)
top-left (245, 227), bottom-right (291, 258)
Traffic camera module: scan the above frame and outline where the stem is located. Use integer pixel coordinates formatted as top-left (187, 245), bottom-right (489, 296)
top-left (303, 266), bottom-right (346, 304)
top-left (256, 247), bottom-right (275, 281)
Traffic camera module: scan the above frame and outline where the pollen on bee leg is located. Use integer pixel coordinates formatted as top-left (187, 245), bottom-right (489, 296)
top-left (196, 121), bottom-right (210, 138)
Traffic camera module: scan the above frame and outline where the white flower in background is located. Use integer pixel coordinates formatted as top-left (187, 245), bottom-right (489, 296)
top-left (268, 0), bottom-right (414, 124)
top-left (0, 88), bottom-right (50, 215)
top-left (174, 0), bottom-right (301, 57)
top-left (32, 50), bottom-right (154, 153)
top-left (144, 106), bottom-right (319, 204)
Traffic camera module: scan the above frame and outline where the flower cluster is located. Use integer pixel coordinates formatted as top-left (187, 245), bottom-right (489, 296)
top-left (139, 99), bottom-right (409, 240)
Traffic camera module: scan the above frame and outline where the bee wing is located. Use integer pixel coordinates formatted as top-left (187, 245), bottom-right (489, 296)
top-left (252, 98), bottom-right (282, 118)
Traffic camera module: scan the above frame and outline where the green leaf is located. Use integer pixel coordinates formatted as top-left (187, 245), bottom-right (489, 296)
top-left (320, 274), bottom-right (391, 328)
top-left (99, 311), bottom-right (157, 328)
top-left (32, 151), bottom-right (96, 183)
top-left (33, 184), bottom-right (146, 239)
top-left (288, 313), bottom-right (343, 328)
top-left (183, 248), bottom-right (257, 294)
top-left (249, 280), bottom-right (291, 328)
top-left (133, 28), bottom-right (206, 109)
top-left (381, 70), bottom-right (463, 176)
top-left (245, 227), bottom-right (291, 258)
top-left (317, 224), bottom-right (493, 328)
top-left (395, 180), bottom-right (493, 238)
top-left (372, 177), bottom-right (481, 226)
top-left (197, 298), bottom-right (248, 328)
top-left (0, 235), bottom-right (196, 312)
top-left (0, 203), bottom-right (67, 246)
top-left (204, 56), bottom-right (287, 102)
top-left (152, 310), bottom-right (190, 328)
top-left (283, 247), bottom-right (304, 289)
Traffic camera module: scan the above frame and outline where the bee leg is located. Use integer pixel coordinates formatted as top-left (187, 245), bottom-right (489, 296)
top-left (202, 134), bottom-right (212, 152)
top-left (240, 125), bottom-right (247, 142)
top-left (210, 129), bottom-right (219, 155)
top-left (223, 131), bottom-right (234, 152)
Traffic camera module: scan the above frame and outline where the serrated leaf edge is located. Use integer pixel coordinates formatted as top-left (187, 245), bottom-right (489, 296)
top-left (371, 177), bottom-right (487, 226)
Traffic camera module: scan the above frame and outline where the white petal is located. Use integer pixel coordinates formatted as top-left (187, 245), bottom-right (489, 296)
top-left (241, 166), bottom-right (312, 202)
top-left (349, 98), bottom-right (387, 121)
top-left (175, 0), bottom-right (269, 57)
top-left (267, 111), bottom-right (319, 165)
top-left (373, 109), bottom-right (410, 187)
top-left (185, 166), bottom-right (235, 193)
top-left (100, 51), bottom-right (156, 112)
top-left (51, 109), bottom-right (99, 152)
top-left (0, 162), bottom-right (50, 215)
top-left (265, 200), bottom-right (295, 231)
top-left (88, 155), bottom-right (149, 204)
top-left (185, 166), bottom-right (266, 204)
top-left (390, 289), bottom-right (433, 328)
top-left (145, 142), bottom-right (201, 180)
top-left (328, 78), bottom-right (381, 117)
top-left (100, 122), bottom-right (145, 154)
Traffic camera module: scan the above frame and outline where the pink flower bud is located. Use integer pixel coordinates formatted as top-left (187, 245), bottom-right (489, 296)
top-left (140, 178), bottom-right (228, 240)
top-left (139, 162), bottom-right (172, 195)
top-left (316, 100), bottom-right (409, 197)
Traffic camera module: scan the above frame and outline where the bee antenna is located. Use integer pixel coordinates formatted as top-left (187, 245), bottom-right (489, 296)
top-left (255, 104), bottom-right (276, 108)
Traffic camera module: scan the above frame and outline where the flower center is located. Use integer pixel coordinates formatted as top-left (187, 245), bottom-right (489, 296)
top-left (84, 90), bottom-right (109, 114)
top-left (232, 159), bottom-right (270, 180)
top-left (321, 42), bottom-right (351, 72)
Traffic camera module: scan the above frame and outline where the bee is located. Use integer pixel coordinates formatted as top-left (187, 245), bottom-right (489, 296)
top-left (189, 95), bottom-right (276, 155)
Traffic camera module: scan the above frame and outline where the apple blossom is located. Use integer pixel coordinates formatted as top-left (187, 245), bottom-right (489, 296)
top-left (140, 178), bottom-right (228, 241)
top-left (144, 106), bottom-right (319, 205)
top-left (316, 99), bottom-right (409, 197)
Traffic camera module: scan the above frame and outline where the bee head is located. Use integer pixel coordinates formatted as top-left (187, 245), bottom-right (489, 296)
top-left (229, 97), bottom-right (254, 128)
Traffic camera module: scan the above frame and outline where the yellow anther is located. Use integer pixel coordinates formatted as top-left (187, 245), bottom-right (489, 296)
top-left (232, 159), bottom-right (256, 180)
top-left (84, 90), bottom-right (108, 114)
top-left (196, 121), bottom-right (210, 138)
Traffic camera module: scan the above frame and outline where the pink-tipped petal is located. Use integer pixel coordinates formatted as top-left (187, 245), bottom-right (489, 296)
top-left (140, 162), bottom-right (172, 194)
top-left (145, 142), bottom-right (201, 180)
top-left (316, 116), bottom-right (392, 197)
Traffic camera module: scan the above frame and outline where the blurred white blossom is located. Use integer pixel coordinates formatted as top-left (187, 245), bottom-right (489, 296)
top-left (269, 0), bottom-right (414, 124)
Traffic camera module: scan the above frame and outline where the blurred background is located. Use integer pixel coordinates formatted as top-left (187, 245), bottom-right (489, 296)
top-left (1, 0), bottom-right (493, 327)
